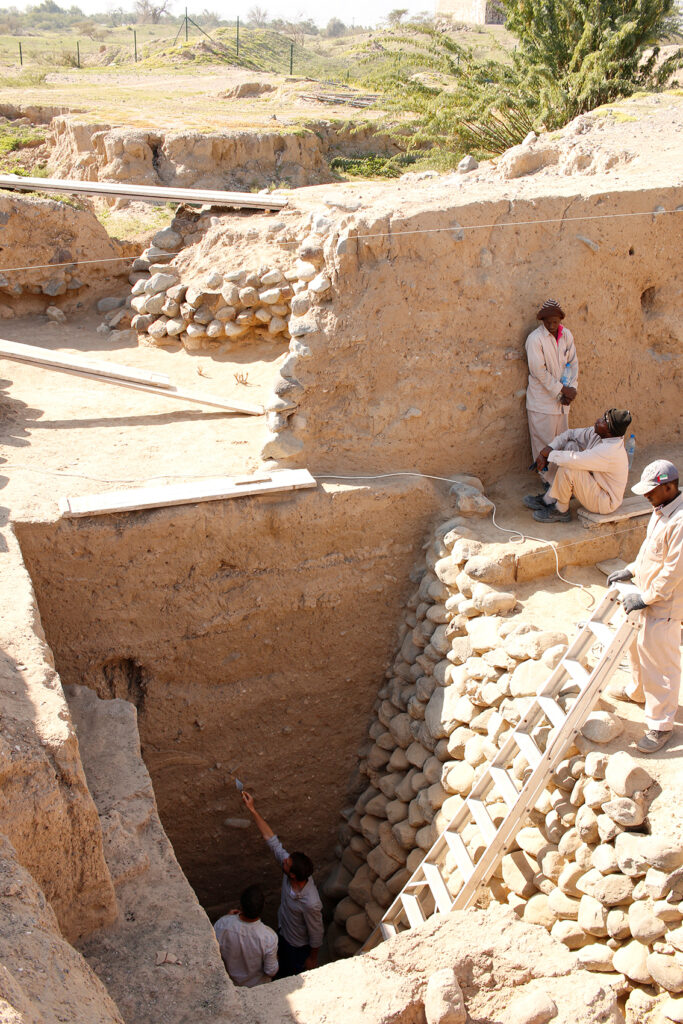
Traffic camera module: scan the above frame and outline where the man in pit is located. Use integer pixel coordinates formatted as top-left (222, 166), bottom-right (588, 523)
top-left (214, 884), bottom-right (278, 987)
top-left (525, 298), bottom-right (579, 481)
top-left (242, 790), bottom-right (324, 977)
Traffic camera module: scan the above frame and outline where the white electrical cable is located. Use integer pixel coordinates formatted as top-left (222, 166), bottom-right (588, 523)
top-left (4, 463), bottom-right (638, 609)
top-left (317, 470), bottom-right (639, 608)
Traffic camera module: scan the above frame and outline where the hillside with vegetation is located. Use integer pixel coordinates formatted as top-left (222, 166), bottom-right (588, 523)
top-left (0, 0), bottom-right (680, 177)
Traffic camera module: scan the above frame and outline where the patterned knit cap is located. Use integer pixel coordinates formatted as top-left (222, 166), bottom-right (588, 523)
top-left (536, 299), bottom-right (565, 320)
top-left (604, 408), bottom-right (632, 437)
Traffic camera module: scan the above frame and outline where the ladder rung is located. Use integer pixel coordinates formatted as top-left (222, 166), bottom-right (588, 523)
top-left (444, 830), bottom-right (474, 881)
top-left (401, 893), bottom-right (425, 929)
top-left (563, 658), bottom-right (590, 688)
top-left (380, 921), bottom-right (398, 940)
top-left (512, 729), bottom-right (543, 767)
top-left (489, 765), bottom-right (520, 809)
top-left (423, 862), bottom-right (454, 914)
top-left (404, 880), bottom-right (429, 890)
top-left (466, 797), bottom-right (497, 844)
top-left (511, 729), bottom-right (544, 770)
top-left (587, 620), bottom-right (616, 647)
top-left (537, 695), bottom-right (567, 729)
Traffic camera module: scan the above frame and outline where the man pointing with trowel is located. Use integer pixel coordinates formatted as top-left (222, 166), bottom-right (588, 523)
top-left (242, 790), bottom-right (324, 977)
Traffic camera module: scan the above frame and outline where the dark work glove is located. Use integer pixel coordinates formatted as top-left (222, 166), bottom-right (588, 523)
top-left (623, 593), bottom-right (647, 614)
top-left (607, 568), bottom-right (634, 586)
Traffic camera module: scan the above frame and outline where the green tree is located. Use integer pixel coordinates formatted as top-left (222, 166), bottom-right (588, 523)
top-left (364, 0), bottom-right (682, 161)
top-left (387, 8), bottom-right (408, 25)
top-left (502, 0), bottom-right (683, 124)
top-left (326, 17), bottom-right (346, 36)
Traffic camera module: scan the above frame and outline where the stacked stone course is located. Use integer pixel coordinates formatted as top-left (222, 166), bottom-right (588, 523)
top-left (325, 491), bottom-right (683, 1016)
top-left (126, 215), bottom-right (333, 362)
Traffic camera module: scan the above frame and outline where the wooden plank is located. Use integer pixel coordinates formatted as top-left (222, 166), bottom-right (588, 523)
top-left (69, 371), bottom-right (264, 415)
top-left (0, 338), bottom-right (172, 388)
top-left (59, 469), bottom-right (316, 518)
top-left (595, 558), bottom-right (628, 576)
top-left (578, 496), bottom-right (651, 527)
top-left (0, 173), bottom-right (287, 210)
top-left (0, 338), bottom-right (263, 415)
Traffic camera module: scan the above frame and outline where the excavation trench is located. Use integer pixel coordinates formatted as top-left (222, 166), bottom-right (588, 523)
top-left (14, 478), bottom-right (447, 922)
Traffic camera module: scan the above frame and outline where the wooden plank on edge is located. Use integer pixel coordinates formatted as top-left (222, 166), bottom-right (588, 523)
top-left (0, 174), bottom-right (287, 210)
top-left (0, 337), bottom-right (172, 388)
top-left (578, 496), bottom-right (650, 527)
top-left (59, 469), bottom-right (316, 518)
top-left (0, 338), bottom-right (263, 415)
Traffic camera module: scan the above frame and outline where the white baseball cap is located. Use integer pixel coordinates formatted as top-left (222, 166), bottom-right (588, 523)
top-left (632, 459), bottom-right (679, 495)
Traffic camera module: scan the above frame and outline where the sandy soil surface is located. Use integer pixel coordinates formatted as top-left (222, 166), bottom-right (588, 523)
top-left (0, 90), bottom-right (681, 523)
top-left (0, 67), bottom-right (392, 131)
top-left (0, 313), bottom-right (282, 521)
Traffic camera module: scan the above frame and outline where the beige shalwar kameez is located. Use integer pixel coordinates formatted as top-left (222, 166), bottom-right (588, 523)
top-left (544, 427), bottom-right (629, 514)
top-left (626, 491), bottom-right (683, 732)
top-left (525, 323), bottom-right (578, 462)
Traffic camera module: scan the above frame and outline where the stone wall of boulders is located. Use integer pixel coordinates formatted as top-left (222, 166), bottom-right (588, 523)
top-left (324, 497), bottom-right (683, 1019)
top-left (128, 233), bottom-right (331, 361)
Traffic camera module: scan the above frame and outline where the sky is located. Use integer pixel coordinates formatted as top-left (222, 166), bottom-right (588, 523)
top-left (11, 0), bottom-right (432, 29)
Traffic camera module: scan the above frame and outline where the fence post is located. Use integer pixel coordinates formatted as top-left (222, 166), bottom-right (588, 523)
top-left (134, 29), bottom-right (138, 62)
top-left (290, 41), bottom-right (293, 74)
top-left (76, 40), bottom-right (80, 67)
top-left (185, 6), bottom-right (189, 42)
top-left (236, 16), bottom-right (240, 55)
top-left (19, 41), bottom-right (23, 66)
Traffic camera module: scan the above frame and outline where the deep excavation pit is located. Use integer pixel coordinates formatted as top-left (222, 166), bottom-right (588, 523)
top-left (14, 471), bottom-right (683, 1024)
top-left (14, 478), bottom-right (449, 920)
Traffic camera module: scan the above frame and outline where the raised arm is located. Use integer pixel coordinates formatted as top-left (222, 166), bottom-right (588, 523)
top-left (242, 791), bottom-right (274, 840)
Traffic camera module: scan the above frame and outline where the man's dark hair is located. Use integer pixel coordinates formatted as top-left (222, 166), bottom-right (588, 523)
top-left (240, 884), bottom-right (265, 919)
top-left (289, 851), bottom-right (314, 882)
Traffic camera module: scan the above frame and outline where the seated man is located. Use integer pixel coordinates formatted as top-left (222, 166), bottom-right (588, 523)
top-left (214, 884), bottom-right (278, 987)
top-left (523, 408), bottom-right (632, 523)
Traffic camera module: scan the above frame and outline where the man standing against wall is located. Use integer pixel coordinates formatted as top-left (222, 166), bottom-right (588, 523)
top-left (525, 299), bottom-right (579, 475)
top-left (242, 791), bottom-right (324, 977)
top-left (608, 460), bottom-right (683, 753)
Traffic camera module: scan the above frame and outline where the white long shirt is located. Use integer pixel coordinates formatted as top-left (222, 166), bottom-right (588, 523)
top-left (214, 914), bottom-right (278, 987)
top-left (548, 426), bottom-right (629, 511)
top-left (627, 491), bottom-right (683, 620)
top-left (525, 323), bottom-right (578, 414)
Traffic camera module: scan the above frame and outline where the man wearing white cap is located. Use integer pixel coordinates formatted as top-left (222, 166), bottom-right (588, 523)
top-left (607, 460), bottom-right (683, 753)
top-left (525, 299), bottom-right (579, 472)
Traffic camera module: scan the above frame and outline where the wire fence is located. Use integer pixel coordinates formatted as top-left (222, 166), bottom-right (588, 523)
top-left (0, 18), bottom-right (354, 81)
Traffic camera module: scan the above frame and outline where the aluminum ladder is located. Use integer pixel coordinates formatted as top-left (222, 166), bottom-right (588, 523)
top-left (364, 587), bottom-right (640, 950)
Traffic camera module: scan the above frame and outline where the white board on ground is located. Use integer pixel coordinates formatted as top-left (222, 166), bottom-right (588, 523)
top-left (59, 469), bottom-right (316, 518)
top-left (0, 337), bottom-right (172, 388)
top-left (0, 337), bottom-right (264, 415)
top-left (578, 496), bottom-right (651, 527)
